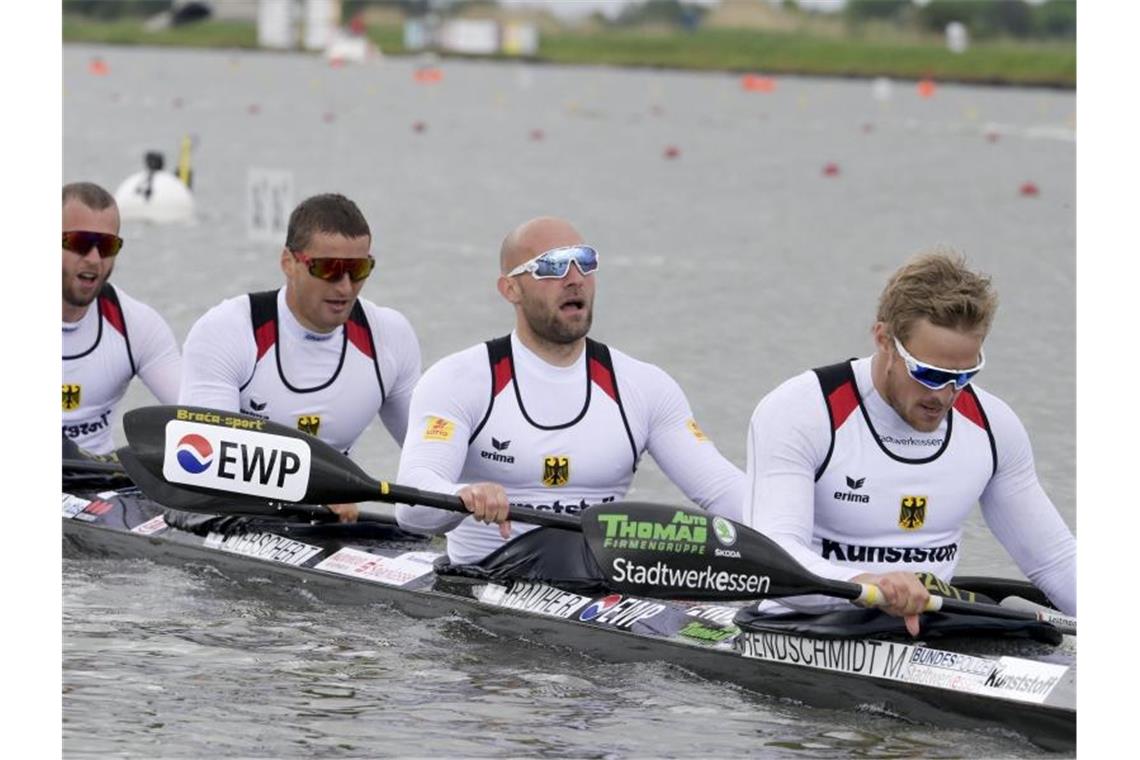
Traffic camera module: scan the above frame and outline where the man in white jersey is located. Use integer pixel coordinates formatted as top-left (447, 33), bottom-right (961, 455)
top-left (396, 216), bottom-right (745, 564)
top-left (180, 193), bottom-right (421, 521)
top-left (63, 182), bottom-right (181, 454)
top-left (744, 251), bottom-right (1076, 635)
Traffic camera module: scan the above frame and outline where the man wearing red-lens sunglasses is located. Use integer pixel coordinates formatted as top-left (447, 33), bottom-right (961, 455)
top-left (62, 182), bottom-right (182, 455)
top-left (180, 193), bottom-right (422, 523)
top-left (742, 251), bottom-right (1075, 635)
top-left (394, 216), bottom-right (746, 565)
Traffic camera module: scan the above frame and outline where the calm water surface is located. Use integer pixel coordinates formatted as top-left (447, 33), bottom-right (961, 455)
top-left (63, 43), bottom-right (1075, 758)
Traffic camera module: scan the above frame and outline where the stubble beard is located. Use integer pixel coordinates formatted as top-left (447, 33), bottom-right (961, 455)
top-left (526, 303), bottom-right (593, 345)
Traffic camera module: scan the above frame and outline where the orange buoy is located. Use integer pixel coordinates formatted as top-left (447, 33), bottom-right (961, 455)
top-left (1019, 181), bottom-right (1039, 197)
top-left (822, 162), bottom-right (840, 177)
top-left (88, 57), bottom-right (109, 76)
top-left (917, 79), bottom-right (937, 98)
top-left (663, 145), bottom-right (680, 159)
top-left (414, 67), bottom-right (443, 84)
top-left (741, 74), bottom-right (776, 93)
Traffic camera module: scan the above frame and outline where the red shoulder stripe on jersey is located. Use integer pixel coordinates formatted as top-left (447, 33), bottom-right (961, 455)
top-left (492, 356), bottom-right (512, 396)
top-left (827, 381), bottom-right (858, 431)
top-left (254, 321), bottom-right (276, 361)
top-left (953, 389), bottom-right (987, 429)
top-left (99, 295), bottom-right (126, 337)
top-left (345, 319), bottom-right (374, 359)
top-left (590, 357), bottom-right (618, 402)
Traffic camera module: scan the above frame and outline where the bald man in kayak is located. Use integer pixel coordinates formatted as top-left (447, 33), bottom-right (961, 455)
top-left (396, 216), bottom-right (746, 563)
top-left (743, 250), bottom-right (1076, 635)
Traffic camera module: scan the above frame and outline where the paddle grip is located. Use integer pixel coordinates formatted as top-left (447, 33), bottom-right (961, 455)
top-left (380, 483), bottom-right (581, 531)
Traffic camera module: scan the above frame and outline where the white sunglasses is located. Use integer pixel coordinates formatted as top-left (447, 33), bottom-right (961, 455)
top-left (893, 336), bottom-right (985, 390)
top-left (506, 245), bottom-right (599, 280)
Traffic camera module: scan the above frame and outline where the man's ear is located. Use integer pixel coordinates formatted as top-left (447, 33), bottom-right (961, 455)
top-left (497, 275), bottom-right (520, 304)
top-left (280, 247), bottom-right (293, 276)
top-left (872, 321), bottom-right (891, 353)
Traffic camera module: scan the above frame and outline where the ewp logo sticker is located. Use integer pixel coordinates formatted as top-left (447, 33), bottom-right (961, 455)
top-left (579, 594), bottom-right (622, 621)
top-left (175, 434), bottom-right (213, 474)
top-left (163, 419), bottom-right (312, 502)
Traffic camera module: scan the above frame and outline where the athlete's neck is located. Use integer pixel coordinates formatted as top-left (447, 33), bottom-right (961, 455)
top-left (514, 324), bottom-right (585, 367)
top-left (63, 301), bottom-right (91, 325)
top-left (870, 350), bottom-right (888, 399)
top-left (283, 287), bottom-right (338, 335)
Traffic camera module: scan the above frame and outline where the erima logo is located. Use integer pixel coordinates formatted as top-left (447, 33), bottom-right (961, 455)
top-left (249, 399), bottom-right (267, 412)
top-left (480, 436), bottom-right (516, 464)
top-left (834, 475), bottom-right (869, 503)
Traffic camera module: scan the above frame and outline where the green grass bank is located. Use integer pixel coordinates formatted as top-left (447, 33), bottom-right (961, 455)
top-left (62, 17), bottom-right (1075, 89)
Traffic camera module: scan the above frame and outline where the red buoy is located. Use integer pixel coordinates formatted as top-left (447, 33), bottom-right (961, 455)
top-left (663, 145), bottom-right (680, 159)
top-left (822, 162), bottom-right (840, 177)
top-left (917, 79), bottom-right (937, 98)
top-left (412, 120), bottom-right (427, 133)
top-left (529, 128), bottom-right (544, 141)
top-left (247, 104), bottom-right (261, 115)
top-left (1019, 181), bottom-right (1039, 197)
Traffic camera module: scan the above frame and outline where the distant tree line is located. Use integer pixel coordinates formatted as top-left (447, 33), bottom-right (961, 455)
top-left (845, 0), bottom-right (1076, 39)
top-left (63, 0), bottom-right (1076, 40)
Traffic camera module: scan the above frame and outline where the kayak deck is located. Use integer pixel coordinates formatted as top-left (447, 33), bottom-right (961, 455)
top-left (62, 488), bottom-right (1076, 752)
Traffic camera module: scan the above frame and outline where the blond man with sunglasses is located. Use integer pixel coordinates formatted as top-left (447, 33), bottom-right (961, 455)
top-left (63, 182), bottom-right (181, 454)
top-left (743, 251), bottom-right (1076, 635)
top-left (179, 193), bottom-right (421, 520)
top-left (395, 216), bottom-right (745, 564)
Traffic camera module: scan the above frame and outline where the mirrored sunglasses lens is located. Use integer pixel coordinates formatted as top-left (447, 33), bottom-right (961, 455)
top-left (532, 248), bottom-right (597, 278)
top-left (912, 367), bottom-right (975, 390)
top-left (533, 258), bottom-right (571, 278)
top-left (63, 231), bottom-right (121, 257)
top-left (309, 258), bottom-right (374, 282)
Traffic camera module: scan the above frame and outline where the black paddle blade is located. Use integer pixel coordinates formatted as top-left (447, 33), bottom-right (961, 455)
top-left (581, 502), bottom-right (858, 602)
top-left (122, 405), bottom-right (382, 505)
top-left (118, 446), bottom-right (273, 513)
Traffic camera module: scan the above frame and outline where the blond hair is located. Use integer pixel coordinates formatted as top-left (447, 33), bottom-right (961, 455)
top-left (876, 248), bottom-right (998, 342)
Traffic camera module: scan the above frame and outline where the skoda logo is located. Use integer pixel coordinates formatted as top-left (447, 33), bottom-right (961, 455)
top-left (712, 517), bottom-right (736, 547)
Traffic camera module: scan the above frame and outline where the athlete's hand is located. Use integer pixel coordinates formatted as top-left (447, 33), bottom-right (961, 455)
top-left (851, 571), bottom-right (930, 638)
top-left (327, 503), bottom-right (360, 523)
top-left (458, 482), bottom-right (512, 539)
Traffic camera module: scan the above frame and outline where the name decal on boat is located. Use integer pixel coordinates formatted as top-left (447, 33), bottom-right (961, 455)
top-left (478, 582), bottom-right (592, 619)
top-left (204, 531), bottom-right (321, 566)
top-left (162, 419), bottom-right (311, 502)
top-left (739, 632), bottom-right (910, 679)
top-left (315, 548), bottom-right (436, 587)
top-left (740, 634), bottom-right (1068, 704)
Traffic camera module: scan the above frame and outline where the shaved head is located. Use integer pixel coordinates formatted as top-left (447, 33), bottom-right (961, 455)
top-left (499, 216), bottom-right (584, 274)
